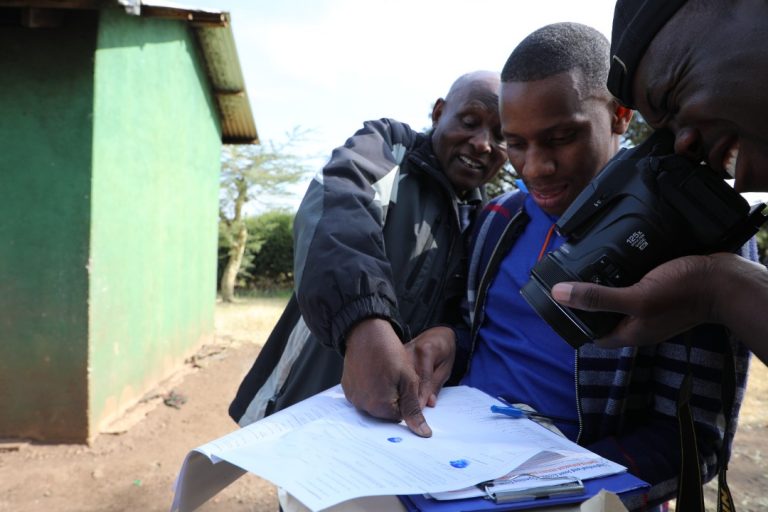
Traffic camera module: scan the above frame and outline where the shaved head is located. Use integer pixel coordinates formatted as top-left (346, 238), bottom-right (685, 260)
top-left (445, 70), bottom-right (500, 101)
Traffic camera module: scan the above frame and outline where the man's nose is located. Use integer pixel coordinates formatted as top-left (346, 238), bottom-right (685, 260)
top-left (522, 147), bottom-right (555, 178)
top-left (673, 126), bottom-right (706, 163)
top-left (469, 129), bottom-right (492, 153)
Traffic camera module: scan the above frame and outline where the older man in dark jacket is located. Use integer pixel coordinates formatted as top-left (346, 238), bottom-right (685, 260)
top-left (229, 71), bottom-right (507, 436)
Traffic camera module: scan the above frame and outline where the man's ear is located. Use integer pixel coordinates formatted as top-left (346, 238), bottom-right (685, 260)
top-left (611, 102), bottom-right (633, 135)
top-left (431, 98), bottom-right (446, 128)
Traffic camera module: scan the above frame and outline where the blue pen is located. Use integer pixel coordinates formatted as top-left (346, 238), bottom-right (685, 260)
top-left (490, 404), bottom-right (530, 418)
top-left (490, 401), bottom-right (579, 424)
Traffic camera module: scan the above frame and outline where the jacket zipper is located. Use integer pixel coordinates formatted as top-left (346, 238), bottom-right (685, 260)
top-left (574, 348), bottom-right (584, 443)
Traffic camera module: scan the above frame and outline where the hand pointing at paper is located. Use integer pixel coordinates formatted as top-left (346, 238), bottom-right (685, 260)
top-left (342, 318), bottom-right (433, 437)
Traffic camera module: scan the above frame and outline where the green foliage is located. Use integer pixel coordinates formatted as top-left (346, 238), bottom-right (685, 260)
top-left (484, 161), bottom-right (518, 199)
top-left (218, 210), bottom-right (295, 291)
top-left (622, 112), bottom-right (653, 147)
top-left (756, 225), bottom-right (768, 263)
top-left (245, 211), bottom-right (294, 290)
top-left (218, 128), bottom-right (312, 299)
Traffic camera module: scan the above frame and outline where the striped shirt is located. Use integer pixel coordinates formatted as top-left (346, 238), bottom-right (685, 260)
top-left (453, 189), bottom-right (752, 511)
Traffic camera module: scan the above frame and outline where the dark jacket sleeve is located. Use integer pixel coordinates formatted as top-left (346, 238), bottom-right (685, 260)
top-left (293, 118), bottom-right (419, 354)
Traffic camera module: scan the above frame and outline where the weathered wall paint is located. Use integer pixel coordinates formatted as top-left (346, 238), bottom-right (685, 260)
top-left (88, 6), bottom-right (221, 434)
top-left (0, 6), bottom-right (222, 441)
top-left (0, 20), bottom-right (98, 441)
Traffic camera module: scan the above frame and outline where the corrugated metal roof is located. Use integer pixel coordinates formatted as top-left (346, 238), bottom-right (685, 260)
top-left (1, 0), bottom-right (259, 144)
top-left (129, 1), bottom-right (259, 144)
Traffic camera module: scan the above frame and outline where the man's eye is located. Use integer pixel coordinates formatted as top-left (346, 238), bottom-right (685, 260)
top-left (461, 115), bottom-right (479, 128)
top-left (549, 132), bottom-right (576, 145)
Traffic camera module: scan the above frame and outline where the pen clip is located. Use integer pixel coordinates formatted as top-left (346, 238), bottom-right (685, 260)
top-left (481, 473), bottom-right (585, 504)
top-left (494, 398), bottom-right (580, 425)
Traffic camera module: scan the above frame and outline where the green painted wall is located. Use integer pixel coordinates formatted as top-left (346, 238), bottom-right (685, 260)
top-left (0, 23), bottom-right (97, 441)
top-left (88, 6), bottom-right (221, 433)
top-left (0, 6), bottom-right (222, 441)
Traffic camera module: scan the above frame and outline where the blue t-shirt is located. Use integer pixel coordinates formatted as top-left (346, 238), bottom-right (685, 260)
top-left (461, 194), bottom-right (579, 440)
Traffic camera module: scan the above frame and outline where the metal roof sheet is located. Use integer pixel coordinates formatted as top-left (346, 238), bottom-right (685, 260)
top-left (130, 0), bottom-right (259, 144)
top-left (2, 0), bottom-right (259, 144)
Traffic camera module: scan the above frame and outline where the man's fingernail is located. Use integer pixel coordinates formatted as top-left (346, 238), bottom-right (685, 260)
top-left (419, 423), bottom-right (432, 437)
top-left (551, 283), bottom-right (572, 302)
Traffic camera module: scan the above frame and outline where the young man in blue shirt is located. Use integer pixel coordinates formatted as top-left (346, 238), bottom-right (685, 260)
top-left (409, 22), bottom-right (750, 511)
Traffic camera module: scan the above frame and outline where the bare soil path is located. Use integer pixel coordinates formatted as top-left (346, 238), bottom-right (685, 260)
top-left (1, 298), bottom-right (766, 512)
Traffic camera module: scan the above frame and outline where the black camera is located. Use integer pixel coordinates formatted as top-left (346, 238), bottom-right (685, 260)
top-left (521, 128), bottom-right (768, 348)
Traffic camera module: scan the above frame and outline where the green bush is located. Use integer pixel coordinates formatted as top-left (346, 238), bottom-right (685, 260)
top-left (218, 210), bottom-right (295, 292)
top-left (245, 211), bottom-right (294, 290)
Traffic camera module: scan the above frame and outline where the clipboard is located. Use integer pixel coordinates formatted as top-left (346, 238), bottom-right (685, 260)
top-left (397, 472), bottom-right (649, 512)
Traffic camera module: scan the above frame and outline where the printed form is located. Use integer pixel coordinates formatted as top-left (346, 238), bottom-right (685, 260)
top-left (170, 385), bottom-right (624, 512)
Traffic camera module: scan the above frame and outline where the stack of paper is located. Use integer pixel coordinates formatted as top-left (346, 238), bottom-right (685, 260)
top-left (170, 385), bottom-right (637, 512)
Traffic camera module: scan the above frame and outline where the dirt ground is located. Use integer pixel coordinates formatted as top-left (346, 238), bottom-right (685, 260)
top-left (1, 298), bottom-right (766, 512)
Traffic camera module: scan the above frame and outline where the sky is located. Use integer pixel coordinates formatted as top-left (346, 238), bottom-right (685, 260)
top-left (209, 0), bottom-right (618, 210)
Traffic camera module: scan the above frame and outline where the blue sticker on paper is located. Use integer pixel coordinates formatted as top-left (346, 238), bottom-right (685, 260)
top-left (450, 459), bottom-right (469, 468)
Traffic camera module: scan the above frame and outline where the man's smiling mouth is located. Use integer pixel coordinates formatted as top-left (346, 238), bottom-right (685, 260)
top-left (459, 155), bottom-right (483, 170)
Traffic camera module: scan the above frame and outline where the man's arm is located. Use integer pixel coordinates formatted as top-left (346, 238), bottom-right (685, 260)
top-left (344, 319), bottom-right (431, 436)
top-left (292, 119), bottom-right (431, 435)
top-left (552, 252), bottom-right (768, 364)
top-left (293, 119), bottom-right (414, 348)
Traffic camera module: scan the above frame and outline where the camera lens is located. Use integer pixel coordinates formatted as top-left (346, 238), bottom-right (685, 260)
top-left (521, 253), bottom-right (623, 348)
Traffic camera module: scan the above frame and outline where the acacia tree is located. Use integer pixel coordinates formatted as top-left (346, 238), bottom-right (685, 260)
top-left (219, 128), bottom-right (311, 301)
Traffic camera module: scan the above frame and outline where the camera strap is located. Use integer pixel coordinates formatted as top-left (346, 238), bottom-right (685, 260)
top-left (676, 332), bottom-right (736, 512)
top-left (717, 340), bottom-right (737, 512)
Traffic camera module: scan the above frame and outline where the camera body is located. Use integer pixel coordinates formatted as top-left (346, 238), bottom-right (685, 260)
top-left (521, 129), bottom-right (768, 348)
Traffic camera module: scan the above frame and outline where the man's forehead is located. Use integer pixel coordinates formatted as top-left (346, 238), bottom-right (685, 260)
top-left (454, 84), bottom-right (499, 110)
top-left (607, 0), bottom-right (688, 108)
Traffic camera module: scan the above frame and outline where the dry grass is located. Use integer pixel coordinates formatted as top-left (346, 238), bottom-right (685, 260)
top-left (214, 295), bottom-right (289, 346)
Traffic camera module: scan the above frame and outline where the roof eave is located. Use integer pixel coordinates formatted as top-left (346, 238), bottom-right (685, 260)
top-left (124, 1), bottom-right (259, 144)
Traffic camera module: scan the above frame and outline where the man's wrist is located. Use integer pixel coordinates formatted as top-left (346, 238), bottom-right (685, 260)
top-left (708, 253), bottom-right (768, 327)
top-left (344, 317), bottom-right (398, 354)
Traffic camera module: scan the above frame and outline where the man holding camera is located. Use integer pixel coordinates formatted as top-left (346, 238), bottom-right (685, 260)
top-left (408, 22), bottom-right (751, 510)
top-left (550, 0), bottom-right (768, 368)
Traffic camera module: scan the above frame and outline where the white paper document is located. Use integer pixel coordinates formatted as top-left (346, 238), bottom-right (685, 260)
top-left (170, 385), bottom-right (625, 512)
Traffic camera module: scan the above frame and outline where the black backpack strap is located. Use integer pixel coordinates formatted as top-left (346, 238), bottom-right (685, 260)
top-left (676, 332), bottom-right (738, 512)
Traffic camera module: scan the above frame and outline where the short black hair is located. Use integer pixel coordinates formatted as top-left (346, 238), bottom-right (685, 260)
top-left (501, 22), bottom-right (610, 99)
